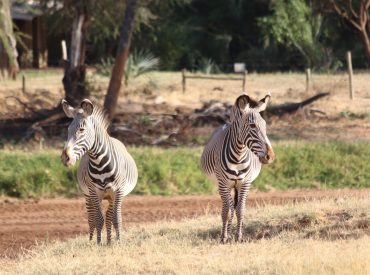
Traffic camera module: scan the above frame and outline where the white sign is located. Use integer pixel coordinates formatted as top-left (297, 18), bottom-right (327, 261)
top-left (234, 63), bottom-right (246, 73)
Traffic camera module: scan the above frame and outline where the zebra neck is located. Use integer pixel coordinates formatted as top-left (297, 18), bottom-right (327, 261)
top-left (225, 127), bottom-right (250, 163)
top-left (87, 131), bottom-right (112, 166)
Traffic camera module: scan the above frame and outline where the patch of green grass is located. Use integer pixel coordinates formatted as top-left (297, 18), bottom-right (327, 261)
top-left (0, 142), bottom-right (369, 198)
top-left (340, 110), bottom-right (370, 120)
top-left (0, 150), bottom-right (78, 198)
top-left (20, 69), bottom-right (63, 78)
top-left (130, 147), bottom-right (212, 195)
top-left (255, 142), bottom-right (370, 190)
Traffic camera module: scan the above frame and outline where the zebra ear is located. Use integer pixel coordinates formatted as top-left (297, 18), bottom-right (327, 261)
top-left (61, 99), bottom-right (76, 118)
top-left (257, 92), bottom-right (271, 112)
top-left (81, 99), bottom-right (94, 117)
top-left (235, 94), bottom-right (250, 110)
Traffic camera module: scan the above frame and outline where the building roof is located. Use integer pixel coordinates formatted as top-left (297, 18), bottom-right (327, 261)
top-left (11, 1), bottom-right (43, 21)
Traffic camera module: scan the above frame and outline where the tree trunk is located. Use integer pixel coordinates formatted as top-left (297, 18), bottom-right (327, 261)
top-left (62, 4), bottom-right (89, 105)
top-left (104, 0), bottom-right (138, 120)
top-left (359, 28), bottom-right (370, 66)
top-left (0, 0), bottom-right (19, 80)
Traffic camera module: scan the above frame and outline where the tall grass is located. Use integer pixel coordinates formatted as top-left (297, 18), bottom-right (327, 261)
top-left (0, 142), bottom-right (369, 198)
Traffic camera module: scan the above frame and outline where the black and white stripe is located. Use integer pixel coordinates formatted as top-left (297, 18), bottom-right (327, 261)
top-left (201, 93), bottom-right (274, 243)
top-left (61, 99), bottom-right (138, 244)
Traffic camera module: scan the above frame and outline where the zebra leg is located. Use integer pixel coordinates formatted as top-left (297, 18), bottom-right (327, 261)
top-left (113, 191), bottom-right (123, 241)
top-left (91, 193), bottom-right (104, 245)
top-left (105, 197), bottom-right (114, 245)
top-left (84, 195), bottom-right (95, 241)
top-left (226, 190), bottom-right (236, 238)
top-left (235, 183), bottom-right (250, 242)
top-left (219, 185), bottom-right (232, 244)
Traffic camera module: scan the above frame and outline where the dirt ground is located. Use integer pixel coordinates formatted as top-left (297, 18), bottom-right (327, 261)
top-left (1, 70), bottom-right (370, 146)
top-left (1, 188), bottom-right (369, 258)
top-left (1, 71), bottom-right (370, 258)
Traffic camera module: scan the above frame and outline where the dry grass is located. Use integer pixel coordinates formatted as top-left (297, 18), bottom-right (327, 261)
top-left (120, 71), bottom-right (370, 116)
top-left (1, 196), bottom-right (369, 274)
top-left (1, 70), bottom-right (370, 117)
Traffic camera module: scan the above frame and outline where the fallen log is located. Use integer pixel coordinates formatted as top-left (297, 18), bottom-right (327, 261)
top-left (266, 92), bottom-right (330, 116)
top-left (192, 92), bottom-right (330, 125)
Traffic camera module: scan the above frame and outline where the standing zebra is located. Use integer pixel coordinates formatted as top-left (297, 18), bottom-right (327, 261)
top-left (201, 93), bottom-right (275, 243)
top-left (61, 99), bottom-right (138, 244)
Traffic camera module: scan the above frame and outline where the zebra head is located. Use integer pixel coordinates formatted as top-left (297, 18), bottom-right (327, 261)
top-left (231, 93), bottom-right (275, 164)
top-left (61, 99), bottom-right (95, 167)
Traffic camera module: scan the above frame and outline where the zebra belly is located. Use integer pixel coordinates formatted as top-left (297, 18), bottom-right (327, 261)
top-left (96, 186), bottom-right (114, 201)
top-left (206, 164), bottom-right (262, 189)
top-left (77, 155), bottom-right (120, 197)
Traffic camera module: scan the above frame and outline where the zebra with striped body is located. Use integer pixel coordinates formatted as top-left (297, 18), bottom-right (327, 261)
top-left (61, 99), bottom-right (138, 244)
top-left (201, 93), bottom-right (275, 243)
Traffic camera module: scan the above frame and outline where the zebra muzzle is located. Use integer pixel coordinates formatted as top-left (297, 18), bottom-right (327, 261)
top-left (61, 148), bottom-right (76, 167)
top-left (259, 146), bottom-right (275, 164)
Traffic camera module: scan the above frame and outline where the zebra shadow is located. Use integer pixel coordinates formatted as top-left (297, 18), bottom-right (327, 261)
top-left (196, 212), bottom-right (370, 242)
top-left (196, 215), bottom-right (314, 243)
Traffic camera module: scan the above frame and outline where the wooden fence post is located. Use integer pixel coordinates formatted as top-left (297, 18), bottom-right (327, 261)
top-left (346, 51), bottom-right (354, 100)
top-left (242, 70), bottom-right (247, 91)
top-left (61, 40), bottom-right (67, 61)
top-left (305, 68), bottom-right (311, 93)
top-left (182, 69), bottom-right (186, 93)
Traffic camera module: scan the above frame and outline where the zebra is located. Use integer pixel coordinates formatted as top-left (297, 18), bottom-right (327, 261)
top-left (200, 93), bottom-right (275, 243)
top-left (61, 99), bottom-right (138, 244)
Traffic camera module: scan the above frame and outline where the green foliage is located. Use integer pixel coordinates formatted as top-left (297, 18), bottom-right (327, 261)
top-left (124, 50), bottom-right (160, 85)
top-left (198, 58), bottom-right (220, 74)
top-left (96, 50), bottom-right (159, 86)
top-left (37, 0), bottom-right (368, 70)
top-left (95, 57), bottom-right (114, 78)
top-left (258, 0), bottom-right (333, 69)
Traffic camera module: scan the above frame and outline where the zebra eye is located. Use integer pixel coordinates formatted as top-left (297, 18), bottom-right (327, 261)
top-left (79, 128), bottom-right (85, 133)
top-left (250, 124), bottom-right (257, 128)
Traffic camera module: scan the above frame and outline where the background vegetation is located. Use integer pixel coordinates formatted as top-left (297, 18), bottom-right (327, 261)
top-left (1, 142), bottom-right (369, 198)
top-left (43, 0), bottom-right (369, 71)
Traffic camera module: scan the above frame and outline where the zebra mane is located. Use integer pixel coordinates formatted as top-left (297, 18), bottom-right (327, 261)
top-left (90, 105), bottom-right (110, 131)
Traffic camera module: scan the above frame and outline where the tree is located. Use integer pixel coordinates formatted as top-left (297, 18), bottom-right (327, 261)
top-left (258, 0), bottom-right (330, 69)
top-left (327, 0), bottom-right (370, 66)
top-left (103, 0), bottom-right (138, 119)
top-left (62, 0), bottom-right (90, 105)
top-left (0, 0), bottom-right (19, 79)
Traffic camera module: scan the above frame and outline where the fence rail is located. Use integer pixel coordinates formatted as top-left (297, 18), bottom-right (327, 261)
top-left (182, 69), bottom-right (247, 93)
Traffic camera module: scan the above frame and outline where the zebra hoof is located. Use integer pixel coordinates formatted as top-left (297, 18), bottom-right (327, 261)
top-left (220, 237), bottom-right (231, 244)
top-left (236, 236), bottom-right (245, 243)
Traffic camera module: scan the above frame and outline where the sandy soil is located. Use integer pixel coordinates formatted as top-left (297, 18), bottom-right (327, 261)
top-left (1, 189), bottom-right (369, 258)
top-left (1, 71), bottom-right (370, 144)
top-left (1, 71), bottom-right (370, 117)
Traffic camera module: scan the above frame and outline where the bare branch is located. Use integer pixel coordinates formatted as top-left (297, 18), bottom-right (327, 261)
top-left (348, 0), bottom-right (359, 19)
top-left (329, 0), bottom-right (362, 30)
top-left (359, 0), bottom-right (369, 29)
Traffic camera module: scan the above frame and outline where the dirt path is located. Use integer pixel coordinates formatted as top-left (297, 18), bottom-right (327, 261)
top-left (1, 189), bottom-right (369, 258)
